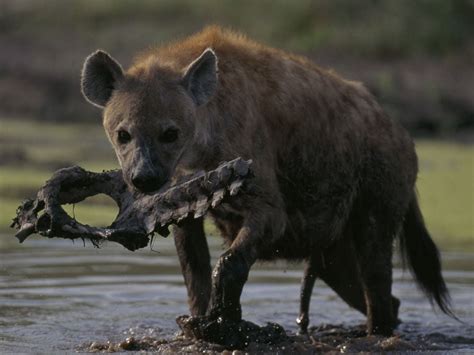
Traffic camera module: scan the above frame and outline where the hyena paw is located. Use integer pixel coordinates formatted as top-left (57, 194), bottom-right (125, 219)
top-left (176, 314), bottom-right (286, 349)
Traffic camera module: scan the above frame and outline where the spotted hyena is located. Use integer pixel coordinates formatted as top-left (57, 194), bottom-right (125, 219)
top-left (81, 26), bottom-right (452, 346)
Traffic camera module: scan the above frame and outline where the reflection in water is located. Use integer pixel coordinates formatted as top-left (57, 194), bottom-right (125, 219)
top-left (0, 234), bottom-right (473, 352)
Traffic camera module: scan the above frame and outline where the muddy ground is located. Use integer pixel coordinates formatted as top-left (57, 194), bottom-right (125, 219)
top-left (82, 322), bottom-right (471, 353)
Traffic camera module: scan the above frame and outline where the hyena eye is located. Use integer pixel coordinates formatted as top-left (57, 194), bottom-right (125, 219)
top-left (160, 128), bottom-right (179, 143)
top-left (117, 130), bottom-right (131, 144)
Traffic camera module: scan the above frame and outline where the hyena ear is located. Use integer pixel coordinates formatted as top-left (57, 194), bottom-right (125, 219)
top-left (81, 50), bottom-right (124, 108)
top-left (181, 48), bottom-right (218, 106)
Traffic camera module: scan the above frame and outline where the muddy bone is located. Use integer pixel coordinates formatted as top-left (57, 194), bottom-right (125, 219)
top-left (11, 157), bottom-right (253, 251)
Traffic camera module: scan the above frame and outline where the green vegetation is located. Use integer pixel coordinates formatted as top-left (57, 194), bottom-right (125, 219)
top-left (0, 119), bottom-right (472, 250)
top-left (0, 118), bottom-right (118, 229)
top-left (415, 141), bottom-right (473, 250)
top-left (5, 0), bottom-right (472, 57)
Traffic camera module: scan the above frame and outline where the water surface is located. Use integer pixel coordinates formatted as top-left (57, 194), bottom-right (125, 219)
top-left (0, 234), bottom-right (473, 352)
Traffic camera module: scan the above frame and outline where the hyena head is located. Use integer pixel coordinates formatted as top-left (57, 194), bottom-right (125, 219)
top-left (81, 48), bottom-right (218, 193)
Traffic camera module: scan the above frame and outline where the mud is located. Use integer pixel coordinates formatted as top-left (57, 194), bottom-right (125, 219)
top-left (81, 322), bottom-right (464, 353)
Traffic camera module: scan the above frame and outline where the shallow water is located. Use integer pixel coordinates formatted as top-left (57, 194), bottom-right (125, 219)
top-left (0, 234), bottom-right (473, 352)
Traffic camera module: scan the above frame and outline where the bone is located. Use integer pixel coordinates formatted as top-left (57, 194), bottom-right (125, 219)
top-left (11, 158), bottom-right (253, 251)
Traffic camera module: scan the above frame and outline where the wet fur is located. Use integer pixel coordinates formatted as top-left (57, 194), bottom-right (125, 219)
top-left (83, 26), bottom-right (452, 340)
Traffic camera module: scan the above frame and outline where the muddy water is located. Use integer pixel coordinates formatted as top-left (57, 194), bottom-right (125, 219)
top-left (0, 234), bottom-right (473, 352)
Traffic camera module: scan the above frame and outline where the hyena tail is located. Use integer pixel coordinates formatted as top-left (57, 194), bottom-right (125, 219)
top-left (400, 194), bottom-right (455, 318)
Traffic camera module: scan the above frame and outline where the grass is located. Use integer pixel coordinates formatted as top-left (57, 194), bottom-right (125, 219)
top-left (0, 119), bottom-right (117, 165)
top-left (0, 167), bottom-right (53, 191)
top-left (0, 118), bottom-right (119, 230)
top-left (0, 118), bottom-right (472, 250)
top-left (415, 141), bottom-right (473, 250)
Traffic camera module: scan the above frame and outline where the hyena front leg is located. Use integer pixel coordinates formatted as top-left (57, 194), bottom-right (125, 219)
top-left (177, 198), bottom-right (286, 347)
top-left (173, 217), bottom-right (212, 316)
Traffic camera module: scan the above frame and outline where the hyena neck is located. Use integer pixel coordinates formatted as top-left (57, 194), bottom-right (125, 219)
top-left (178, 135), bottom-right (221, 173)
top-left (178, 106), bottom-right (225, 172)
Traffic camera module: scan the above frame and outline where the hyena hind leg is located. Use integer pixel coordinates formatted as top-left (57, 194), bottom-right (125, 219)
top-left (318, 236), bottom-right (401, 329)
top-left (296, 258), bottom-right (318, 334)
top-left (296, 236), bottom-right (401, 336)
top-left (355, 226), bottom-right (397, 336)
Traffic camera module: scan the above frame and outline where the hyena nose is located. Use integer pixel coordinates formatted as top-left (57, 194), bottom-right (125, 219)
top-left (131, 172), bottom-right (164, 193)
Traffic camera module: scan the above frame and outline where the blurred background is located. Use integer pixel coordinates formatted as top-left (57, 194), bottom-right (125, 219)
top-left (0, 1), bottom-right (473, 352)
top-left (1, 0), bottom-right (472, 247)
